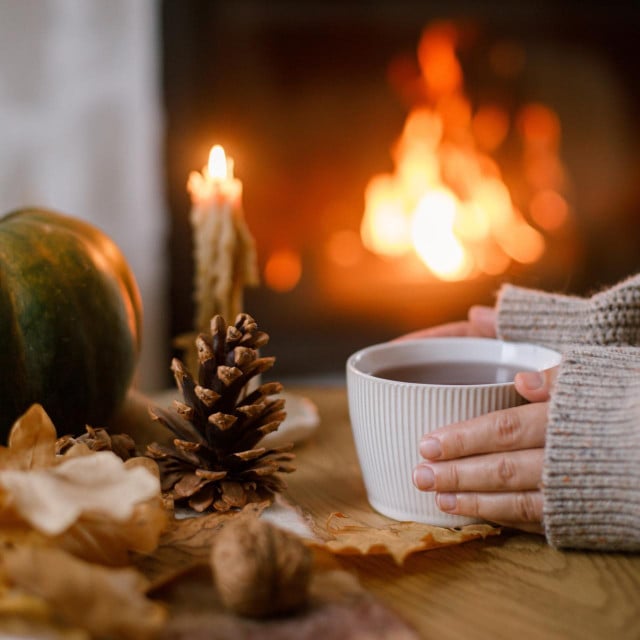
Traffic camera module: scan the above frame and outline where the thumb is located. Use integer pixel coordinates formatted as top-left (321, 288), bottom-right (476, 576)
top-left (514, 365), bottom-right (559, 403)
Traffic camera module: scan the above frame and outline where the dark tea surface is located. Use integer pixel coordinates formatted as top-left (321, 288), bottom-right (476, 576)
top-left (373, 361), bottom-right (534, 385)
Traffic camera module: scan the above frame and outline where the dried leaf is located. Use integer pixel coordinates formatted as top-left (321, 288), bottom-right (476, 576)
top-left (125, 454), bottom-right (162, 481)
top-left (0, 451), bottom-right (167, 565)
top-left (318, 513), bottom-right (501, 565)
top-left (0, 579), bottom-right (50, 619)
top-left (0, 451), bottom-right (159, 535)
top-left (136, 502), bottom-right (268, 589)
top-left (57, 496), bottom-right (168, 566)
top-left (0, 579), bottom-right (88, 640)
top-left (1, 546), bottom-right (166, 640)
top-left (0, 404), bottom-right (58, 470)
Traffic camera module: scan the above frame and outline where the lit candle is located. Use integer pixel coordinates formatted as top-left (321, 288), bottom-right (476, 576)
top-left (187, 145), bottom-right (259, 334)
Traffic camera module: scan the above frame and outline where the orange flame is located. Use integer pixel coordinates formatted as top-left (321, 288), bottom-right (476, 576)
top-left (412, 189), bottom-right (473, 281)
top-left (361, 22), bottom-right (568, 281)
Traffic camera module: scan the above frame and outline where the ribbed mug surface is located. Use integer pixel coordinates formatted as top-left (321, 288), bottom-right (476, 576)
top-left (346, 338), bottom-right (561, 526)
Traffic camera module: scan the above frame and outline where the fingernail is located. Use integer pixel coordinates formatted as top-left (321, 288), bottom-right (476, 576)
top-left (413, 465), bottom-right (435, 490)
top-left (518, 371), bottom-right (543, 391)
top-left (420, 437), bottom-right (442, 459)
top-left (437, 493), bottom-right (457, 511)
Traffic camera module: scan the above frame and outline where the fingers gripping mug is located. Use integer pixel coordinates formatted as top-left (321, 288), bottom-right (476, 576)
top-left (346, 337), bottom-right (561, 526)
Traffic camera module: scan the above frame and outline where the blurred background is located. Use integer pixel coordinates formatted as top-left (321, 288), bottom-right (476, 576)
top-left (2, 0), bottom-right (640, 388)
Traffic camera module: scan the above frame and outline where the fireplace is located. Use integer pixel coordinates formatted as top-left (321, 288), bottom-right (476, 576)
top-left (162, 2), bottom-right (640, 380)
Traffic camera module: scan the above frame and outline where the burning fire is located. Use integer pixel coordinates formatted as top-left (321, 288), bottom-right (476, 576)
top-left (361, 22), bottom-right (568, 281)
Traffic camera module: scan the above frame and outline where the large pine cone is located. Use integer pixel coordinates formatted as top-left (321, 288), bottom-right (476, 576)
top-left (146, 314), bottom-right (295, 512)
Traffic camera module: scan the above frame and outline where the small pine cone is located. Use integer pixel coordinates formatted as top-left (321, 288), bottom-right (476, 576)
top-left (56, 426), bottom-right (137, 460)
top-left (146, 314), bottom-right (295, 512)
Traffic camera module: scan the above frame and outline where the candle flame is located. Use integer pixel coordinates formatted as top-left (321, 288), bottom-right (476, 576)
top-left (208, 145), bottom-right (230, 180)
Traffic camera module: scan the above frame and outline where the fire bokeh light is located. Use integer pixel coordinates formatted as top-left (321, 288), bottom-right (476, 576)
top-left (360, 22), bottom-right (569, 282)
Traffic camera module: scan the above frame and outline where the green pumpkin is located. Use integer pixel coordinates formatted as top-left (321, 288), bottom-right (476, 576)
top-left (0, 208), bottom-right (143, 442)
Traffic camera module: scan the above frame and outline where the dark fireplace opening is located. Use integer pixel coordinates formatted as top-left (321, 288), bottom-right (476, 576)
top-left (162, 1), bottom-right (640, 380)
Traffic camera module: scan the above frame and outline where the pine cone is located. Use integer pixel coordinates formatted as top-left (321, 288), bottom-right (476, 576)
top-left (56, 426), bottom-right (137, 460)
top-left (146, 313), bottom-right (294, 512)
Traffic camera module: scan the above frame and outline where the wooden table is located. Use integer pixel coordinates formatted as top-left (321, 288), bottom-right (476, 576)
top-left (283, 386), bottom-right (640, 640)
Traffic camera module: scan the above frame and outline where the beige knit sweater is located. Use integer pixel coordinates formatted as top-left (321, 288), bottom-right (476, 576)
top-left (496, 274), bottom-right (640, 551)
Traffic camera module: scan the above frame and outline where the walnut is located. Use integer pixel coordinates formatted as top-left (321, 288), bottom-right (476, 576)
top-left (210, 514), bottom-right (312, 618)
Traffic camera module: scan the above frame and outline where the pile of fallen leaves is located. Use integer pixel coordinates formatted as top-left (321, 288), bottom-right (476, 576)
top-left (0, 404), bottom-right (168, 639)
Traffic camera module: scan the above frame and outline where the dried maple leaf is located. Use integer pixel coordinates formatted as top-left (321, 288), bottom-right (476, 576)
top-left (1, 546), bottom-right (166, 640)
top-left (318, 512), bottom-right (501, 565)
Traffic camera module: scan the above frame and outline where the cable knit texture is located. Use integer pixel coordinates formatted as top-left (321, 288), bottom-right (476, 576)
top-left (496, 274), bottom-right (640, 550)
top-left (544, 346), bottom-right (640, 550)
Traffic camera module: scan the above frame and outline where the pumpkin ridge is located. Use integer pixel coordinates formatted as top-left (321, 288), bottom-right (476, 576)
top-left (33, 224), bottom-right (138, 433)
top-left (0, 248), bottom-right (28, 424)
top-left (0, 225), bottom-right (53, 404)
top-left (16, 209), bottom-right (143, 353)
top-left (0, 223), bottom-right (102, 430)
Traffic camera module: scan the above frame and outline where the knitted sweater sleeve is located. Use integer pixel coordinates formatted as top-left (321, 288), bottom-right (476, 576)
top-left (496, 273), bottom-right (640, 350)
top-left (543, 345), bottom-right (640, 551)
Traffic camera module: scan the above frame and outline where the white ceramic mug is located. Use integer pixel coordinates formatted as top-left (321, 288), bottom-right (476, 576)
top-left (346, 337), bottom-right (561, 526)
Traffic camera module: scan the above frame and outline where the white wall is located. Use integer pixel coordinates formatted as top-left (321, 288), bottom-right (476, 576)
top-left (0, 0), bottom-right (167, 390)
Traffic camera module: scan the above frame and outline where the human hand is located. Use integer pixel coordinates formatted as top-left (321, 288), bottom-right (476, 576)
top-left (412, 367), bottom-right (558, 533)
top-left (397, 305), bottom-right (497, 340)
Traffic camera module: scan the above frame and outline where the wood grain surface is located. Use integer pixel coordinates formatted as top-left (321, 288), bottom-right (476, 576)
top-left (283, 386), bottom-right (640, 640)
